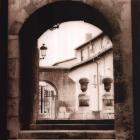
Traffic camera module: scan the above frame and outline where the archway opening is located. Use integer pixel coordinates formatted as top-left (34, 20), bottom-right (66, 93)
top-left (38, 21), bottom-right (114, 120)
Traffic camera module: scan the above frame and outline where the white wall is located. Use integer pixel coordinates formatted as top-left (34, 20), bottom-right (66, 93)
top-left (68, 52), bottom-right (114, 112)
top-left (76, 35), bottom-right (113, 63)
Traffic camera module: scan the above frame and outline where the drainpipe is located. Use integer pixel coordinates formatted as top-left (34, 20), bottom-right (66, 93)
top-left (40, 86), bottom-right (43, 114)
top-left (93, 57), bottom-right (100, 111)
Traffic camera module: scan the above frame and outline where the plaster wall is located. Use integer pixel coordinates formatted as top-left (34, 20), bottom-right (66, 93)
top-left (69, 52), bottom-right (114, 112)
top-left (39, 69), bottom-right (76, 113)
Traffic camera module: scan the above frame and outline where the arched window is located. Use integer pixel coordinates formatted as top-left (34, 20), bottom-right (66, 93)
top-left (39, 81), bottom-right (57, 120)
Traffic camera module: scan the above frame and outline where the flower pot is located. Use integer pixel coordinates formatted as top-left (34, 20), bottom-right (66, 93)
top-left (102, 77), bottom-right (113, 92)
top-left (79, 78), bottom-right (89, 92)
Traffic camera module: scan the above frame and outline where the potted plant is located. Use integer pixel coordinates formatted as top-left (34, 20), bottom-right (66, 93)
top-left (102, 77), bottom-right (113, 92)
top-left (79, 78), bottom-right (89, 106)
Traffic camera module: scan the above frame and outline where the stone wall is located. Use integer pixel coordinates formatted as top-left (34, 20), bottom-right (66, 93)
top-left (39, 68), bottom-right (76, 117)
top-left (8, 0), bottom-right (133, 139)
top-left (7, 36), bottom-right (20, 138)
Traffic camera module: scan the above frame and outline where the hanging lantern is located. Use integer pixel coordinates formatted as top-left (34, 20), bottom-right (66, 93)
top-left (40, 44), bottom-right (47, 59)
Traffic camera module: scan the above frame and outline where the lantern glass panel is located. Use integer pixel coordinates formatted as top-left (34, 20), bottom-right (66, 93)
top-left (41, 49), bottom-right (46, 57)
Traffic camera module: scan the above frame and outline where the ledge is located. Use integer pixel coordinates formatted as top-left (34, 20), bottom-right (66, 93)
top-left (8, 35), bottom-right (18, 40)
top-left (19, 130), bottom-right (115, 139)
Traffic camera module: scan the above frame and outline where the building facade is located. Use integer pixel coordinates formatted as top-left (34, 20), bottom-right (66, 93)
top-left (39, 33), bottom-right (114, 120)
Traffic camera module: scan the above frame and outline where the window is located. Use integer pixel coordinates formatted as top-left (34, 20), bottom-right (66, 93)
top-left (81, 49), bottom-right (84, 61)
top-left (39, 81), bottom-right (57, 120)
top-left (89, 42), bottom-right (94, 57)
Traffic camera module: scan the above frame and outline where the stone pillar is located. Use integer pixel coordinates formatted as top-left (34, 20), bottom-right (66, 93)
top-left (101, 77), bottom-right (114, 119)
top-left (31, 47), bottom-right (39, 124)
top-left (78, 78), bottom-right (90, 119)
top-left (7, 35), bottom-right (20, 139)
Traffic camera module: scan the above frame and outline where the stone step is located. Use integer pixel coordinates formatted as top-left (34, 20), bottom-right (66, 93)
top-left (30, 123), bottom-right (114, 130)
top-left (17, 139), bottom-right (115, 140)
top-left (36, 119), bottom-right (114, 124)
top-left (31, 119), bottom-right (114, 130)
top-left (19, 130), bottom-right (115, 139)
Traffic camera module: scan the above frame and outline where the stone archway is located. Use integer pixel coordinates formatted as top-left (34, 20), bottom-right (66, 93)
top-left (19, 1), bottom-right (118, 130)
top-left (12, 0), bottom-right (133, 139)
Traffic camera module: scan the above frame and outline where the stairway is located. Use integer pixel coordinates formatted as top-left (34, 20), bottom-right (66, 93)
top-left (18, 120), bottom-right (115, 139)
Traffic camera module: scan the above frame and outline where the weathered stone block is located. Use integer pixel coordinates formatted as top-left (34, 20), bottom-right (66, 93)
top-left (7, 116), bottom-right (19, 139)
top-left (8, 78), bottom-right (19, 98)
top-left (115, 103), bottom-right (133, 140)
top-left (9, 0), bottom-right (20, 10)
top-left (9, 21), bottom-right (23, 35)
top-left (8, 59), bottom-right (19, 79)
top-left (19, 0), bottom-right (31, 8)
top-left (24, 2), bottom-right (37, 15)
top-left (15, 9), bottom-right (28, 23)
top-left (32, 0), bottom-right (48, 8)
top-left (8, 38), bottom-right (19, 58)
top-left (7, 98), bottom-right (19, 116)
top-left (9, 0), bottom-right (15, 5)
